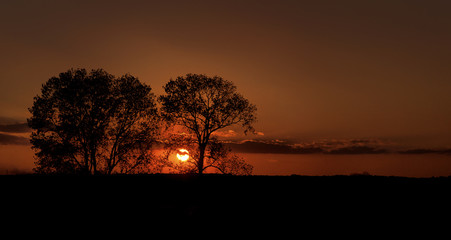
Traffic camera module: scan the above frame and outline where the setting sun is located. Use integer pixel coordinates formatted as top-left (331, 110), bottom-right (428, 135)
top-left (176, 149), bottom-right (189, 162)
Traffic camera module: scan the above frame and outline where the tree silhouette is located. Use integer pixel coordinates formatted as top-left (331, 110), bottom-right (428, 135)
top-left (160, 132), bottom-right (253, 175)
top-left (159, 73), bottom-right (256, 174)
top-left (28, 69), bottom-right (159, 174)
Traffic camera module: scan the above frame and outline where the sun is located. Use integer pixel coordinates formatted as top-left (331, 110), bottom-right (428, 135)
top-left (176, 149), bottom-right (189, 162)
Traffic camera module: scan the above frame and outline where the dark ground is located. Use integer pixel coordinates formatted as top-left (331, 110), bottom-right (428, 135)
top-left (2, 174), bottom-right (451, 233)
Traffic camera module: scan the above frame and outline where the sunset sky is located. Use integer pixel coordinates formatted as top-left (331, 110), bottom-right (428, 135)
top-left (1, 0), bottom-right (451, 176)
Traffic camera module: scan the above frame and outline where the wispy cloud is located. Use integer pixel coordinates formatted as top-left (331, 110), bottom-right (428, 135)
top-left (325, 146), bottom-right (387, 154)
top-left (0, 123), bottom-right (30, 133)
top-left (226, 140), bottom-right (323, 154)
top-left (226, 138), bottom-right (391, 154)
top-left (211, 130), bottom-right (238, 138)
top-left (0, 133), bottom-right (30, 145)
top-left (211, 129), bottom-right (265, 138)
top-left (398, 148), bottom-right (451, 154)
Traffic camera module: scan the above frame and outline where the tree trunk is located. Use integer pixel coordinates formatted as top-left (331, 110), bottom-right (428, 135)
top-left (90, 145), bottom-right (97, 175)
top-left (198, 143), bottom-right (207, 175)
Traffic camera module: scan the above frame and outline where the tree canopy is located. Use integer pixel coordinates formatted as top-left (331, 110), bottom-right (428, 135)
top-left (159, 73), bottom-right (256, 174)
top-left (29, 70), bottom-right (256, 175)
top-left (28, 69), bottom-right (159, 174)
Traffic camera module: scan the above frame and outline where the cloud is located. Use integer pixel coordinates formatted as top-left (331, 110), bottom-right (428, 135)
top-left (0, 123), bottom-right (30, 133)
top-left (211, 130), bottom-right (238, 138)
top-left (398, 149), bottom-right (451, 154)
top-left (0, 133), bottom-right (30, 145)
top-left (0, 123), bottom-right (30, 145)
top-left (211, 130), bottom-right (264, 138)
top-left (325, 146), bottom-right (388, 154)
top-left (0, 167), bottom-right (32, 175)
top-left (226, 138), bottom-right (390, 154)
top-left (0, 116), bottom-right (24, 124)
top-left (294, 138), bottom-right (391, 154)
top-left (226, 140), bottom-right (323, 154)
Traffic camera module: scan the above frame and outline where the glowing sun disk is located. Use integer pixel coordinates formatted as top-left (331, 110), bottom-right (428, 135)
top-left (177, 149), bottom-right (189, 161)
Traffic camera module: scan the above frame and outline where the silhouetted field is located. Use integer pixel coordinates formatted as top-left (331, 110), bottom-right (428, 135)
top-left (3, 174), bottom-right (450, 222)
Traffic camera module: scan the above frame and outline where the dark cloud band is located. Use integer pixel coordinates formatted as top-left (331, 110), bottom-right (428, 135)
top-left (0, 133), bottom-right (30, 145)
top-left (0, 123), bottom-right (30, 133)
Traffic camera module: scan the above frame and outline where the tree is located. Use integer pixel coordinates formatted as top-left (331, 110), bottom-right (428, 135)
top-left (205, 138), bottom-right (253, 175)
top-left (28, 69), bottom-right (159, 174)
top-left (160, 132), bottom-right (253, 175)
top-left (159, 73), bottom-right (257, 174)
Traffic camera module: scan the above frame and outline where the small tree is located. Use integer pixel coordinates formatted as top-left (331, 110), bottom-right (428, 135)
top-left (206, 139), bottom-right (253, 175)
top-left (159, 73), bottom-right (256, 174)
top-left (28, 69), bottom-right (159, 174)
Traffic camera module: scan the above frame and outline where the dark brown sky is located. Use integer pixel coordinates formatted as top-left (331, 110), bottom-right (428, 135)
top-left (1, 0), bottom-right (451, 148)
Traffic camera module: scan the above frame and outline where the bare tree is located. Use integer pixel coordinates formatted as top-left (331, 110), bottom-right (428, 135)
top-left (159, 74), bottom-right (256, 174)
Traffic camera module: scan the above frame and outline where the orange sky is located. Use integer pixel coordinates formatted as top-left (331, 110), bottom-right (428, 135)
top-left (1, 1), bottom-right (451, 143)
top-left (1, 1), bottom-right (451, 175)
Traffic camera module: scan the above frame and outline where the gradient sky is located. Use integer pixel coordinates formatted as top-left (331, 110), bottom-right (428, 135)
top-left (1, 0), bottom-right (451, 150)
